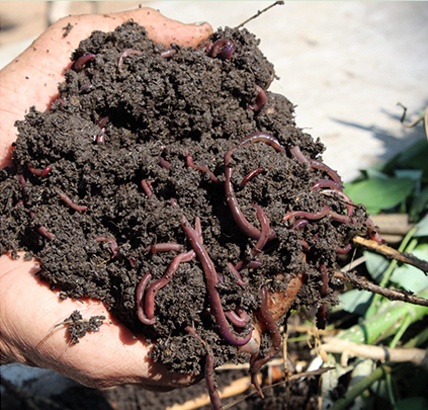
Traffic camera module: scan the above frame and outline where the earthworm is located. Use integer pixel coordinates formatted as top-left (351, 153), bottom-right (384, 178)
top-left (160, 48), bottom-right (177, 58)
top-left (316, 304), bottom-right (327, 330)
top-left (224, 148), bottom-right (262, 240)
top-left (73, 53), bottom-right (96, 71)
top-left (249, 85), bottom-right (268, 112)
top-left (185, 326), bottom-right (221, 410)
top-left (292, 219), bottom-right (309, 230)
top-left (227, 262), bottom-right (249, 287)
top-left (181, 216), bottom-right (252, 346)
top-left (250, 286), bottom-right (282, 398)
top-left (283, 205), bottom-right (330, 222)
top-left (97, 116), bottom-right (109, 128)
top-left (239, 167), bottom-right (266, 189)
top-left (128, 255), bottom-right (136, 268)
top-left (311, 179), bottom-right (342, 191)
top-left (136, 271), bottom-right (156, 325)
top-left (224, 148), bottom-right (276, 241)
top-left (317, 264), bottom-right (330, 330)
top-left (118, 49), bottom-right (142, 71)
top-left (225, 308), bottom-right (250, 328)
top-left (252, 204), bottom-right (271, 255)
top-left (336, 243), bottom-right (352, 255)
top-left (93, 130), bottom-right (107, 144)
top-left (140, 179), bottom-right (152, 198)
top-left (17, 174), bottom-right (26, 187)
top-left (300, 239), bottom-right (310, 251)
top-left (241, 131), bottom-right (286, 154)
top-left (55, 189), bottom-right (88, 212)
top-left (290, 146), bottom-right (342, 184)
top-left (208, 38), bottom-right (235, 60)
top-left (186, 152), bottom-right (219, 183)
top-left (309, 159), bottom-right (342, 185)
top-left (159, 156), bottom-right (171, 170)
top-left (288, 145), bottom-right (310, 164)
top-left (319, 263), bottom-right (330, 296)
top-left (148, 243), bottom-right (183, 254)
top-left (29, 211), bottom-right (55, 239)
top-left (37, 226), bottom-right (55, 240)
top-left (143, 250), bottom-right (196, 321)
top-left (234, 260), bottom-right (263, 272)
top-left (95, 236), bottom-right (119, 258)
top-left (365, 217), bottom-right (385, 243)
top-left (93, 116), bottom-right (109, 144)
top-left (329, 211), bottom-right (352, 224)
top-left (27, 164), bottom-right (51, 177)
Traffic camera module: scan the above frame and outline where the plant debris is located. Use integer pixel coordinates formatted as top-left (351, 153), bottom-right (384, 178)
top-left (57, 310), bottom-right (106, 344)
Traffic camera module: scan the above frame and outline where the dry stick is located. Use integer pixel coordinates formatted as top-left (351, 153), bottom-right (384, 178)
top-left (334, 270), bottom-right (428, 307)
top-left (318, 338), bottom-right (427, 367)
top-left (397, 103), bottom-right (428, 138)
top-left (352, 235), bottom-right (428, 273)
top-left (236, 1), bottom-right (285, 29)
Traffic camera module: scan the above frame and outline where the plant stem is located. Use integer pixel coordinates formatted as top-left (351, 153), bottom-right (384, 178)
top-left (389, 314), bottom-right (412, 349)
top-left (366, 227), bottom-right (418, 318)
top-left (329, 365), bottom-right (393, 410)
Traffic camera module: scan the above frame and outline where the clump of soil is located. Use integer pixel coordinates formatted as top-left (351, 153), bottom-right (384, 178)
top-left (0, 21), bottom-right (373, 405)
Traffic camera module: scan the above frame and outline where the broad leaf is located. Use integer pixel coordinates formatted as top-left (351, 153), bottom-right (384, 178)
top-left (344, 177), bottom-right (414, 213)
top-left (339, 288), bottom-right (373, 315)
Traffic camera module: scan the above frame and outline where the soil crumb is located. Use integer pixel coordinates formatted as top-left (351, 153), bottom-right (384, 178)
top-left (0, 21), bottom-right (374, 405)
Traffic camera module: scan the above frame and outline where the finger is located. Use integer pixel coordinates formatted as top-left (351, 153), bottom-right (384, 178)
top-left (0, 7), bottom-right (213, 168)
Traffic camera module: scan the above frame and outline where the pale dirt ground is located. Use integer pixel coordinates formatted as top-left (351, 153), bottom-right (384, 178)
top-left (0, 0), bottom-right (428, 400)
top-left (1, 1), bottom-right (427, 181)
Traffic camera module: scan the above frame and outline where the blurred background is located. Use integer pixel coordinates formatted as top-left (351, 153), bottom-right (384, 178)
top-left (1, 1), bottom-right (427, 182)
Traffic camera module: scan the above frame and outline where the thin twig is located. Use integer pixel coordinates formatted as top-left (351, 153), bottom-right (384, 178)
top-left (318, 337), bottom-right (427, 367)
top-left (236, 1), bottom-right (284, 29)
top-left (335, 270), bottom-right (428, 307)
top-left (397, 103), bottom-right (428, 138)
top-left (352, 235), bottom-right (428, 273)
top-left (341, 255), bottom-right (366, 273)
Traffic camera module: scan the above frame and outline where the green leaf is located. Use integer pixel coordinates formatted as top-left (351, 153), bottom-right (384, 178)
top-left (338, 289), bottom-right (373, 315)
top-left (390, 247), bottom-right (428, 292)
top-left (364, 251), bottom-right (389, 281)
top-left (339, 287), bottom-right (428, 344)
top-left (410, 185), bottom-right (428, 222)
top-left (395, 169), bottom-right (423, 195)
top-left (344, 177), bottom-right (414, 213)
top-left (415, 214), bottom-right (428, 237)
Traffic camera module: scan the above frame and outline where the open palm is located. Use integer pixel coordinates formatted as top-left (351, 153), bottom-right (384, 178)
top-left (0, 8), bottom-right (212, 390)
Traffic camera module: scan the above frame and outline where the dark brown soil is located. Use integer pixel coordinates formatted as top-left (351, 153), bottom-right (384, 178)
top-left (0, 21), bottom-right (372, 408)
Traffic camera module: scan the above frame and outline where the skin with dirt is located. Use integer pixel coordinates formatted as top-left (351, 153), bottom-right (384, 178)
top-left (0, 21), bottom-right (371, 404)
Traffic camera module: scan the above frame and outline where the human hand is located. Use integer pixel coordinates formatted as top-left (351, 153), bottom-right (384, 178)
top-left (0, 7), bottom-right (212, 390)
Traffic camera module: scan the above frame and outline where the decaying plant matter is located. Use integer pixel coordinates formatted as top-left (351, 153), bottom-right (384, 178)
top-left (1, 18), bottom-right (425, 409)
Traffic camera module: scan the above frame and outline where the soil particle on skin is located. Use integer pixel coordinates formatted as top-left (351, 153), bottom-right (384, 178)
top-left (0, 20), bottom-right (370, 391)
